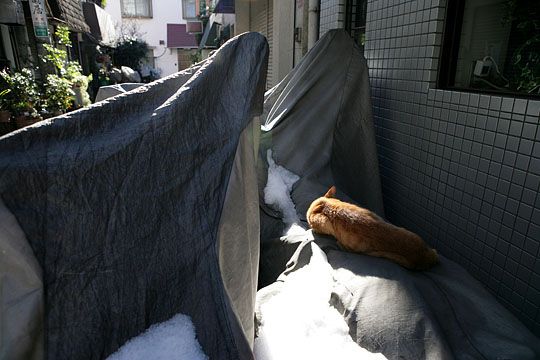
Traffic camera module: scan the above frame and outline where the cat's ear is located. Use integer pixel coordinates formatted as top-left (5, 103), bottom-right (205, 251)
top-left (324, 186), bottom-right (336, 198)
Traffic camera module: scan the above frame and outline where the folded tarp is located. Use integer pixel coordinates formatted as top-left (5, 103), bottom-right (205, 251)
top-left (0, 32), bottom-right (267, 359)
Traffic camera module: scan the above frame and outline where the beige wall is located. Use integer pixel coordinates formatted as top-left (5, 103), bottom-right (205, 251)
top-left (272, 0), bottom-right (295, 86)
top-left (234, 0), bottom-right (295, 88)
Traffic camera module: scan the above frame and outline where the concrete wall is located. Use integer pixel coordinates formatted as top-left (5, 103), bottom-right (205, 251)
top-left (234, 0), bottom-right (250, 35)
top-left (272, 0), bottom-right (294, 85)
top-left (106, 0), bottom-right (187, 77)
top-left (364, 0), bottom-right (540, 334)
top-left (234, 0), bottom-right (294, 87)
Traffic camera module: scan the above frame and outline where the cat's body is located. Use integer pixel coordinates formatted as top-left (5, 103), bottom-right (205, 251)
top-left (307, 186), bottom-right (438, 270)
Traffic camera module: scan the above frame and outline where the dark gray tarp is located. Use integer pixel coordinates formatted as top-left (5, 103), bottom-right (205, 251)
top-left (256, 29), bottom-right (540, 359)
top-left (0, 32), bottom-right (268, 359)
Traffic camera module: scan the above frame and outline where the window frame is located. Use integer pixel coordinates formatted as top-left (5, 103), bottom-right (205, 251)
top-left (121, 0), bottom-right (153, 19)
top-left (345, 0), bottom-right (368, 48)
top-left (438, 0), bottom-right (539, 100)
top-left (182, 0), bottom-right (199, 20)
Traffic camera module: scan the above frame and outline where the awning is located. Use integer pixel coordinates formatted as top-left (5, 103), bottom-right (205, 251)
top-left (0, 0), bottom-right (24, 25)
top-left (166, 24), bottom-right (198, 48)
top-left (198, 15), bottom-right (218, 49)
top-left (83, 2), bottom-right (117, 46)
top-left (214, 0), bottom-right (234, 14)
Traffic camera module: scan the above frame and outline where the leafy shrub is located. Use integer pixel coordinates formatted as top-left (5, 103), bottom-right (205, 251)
top-left (0, 68), bottom-right (41, 116)
top-left (40, 25), bottom-right (91, 114)
top-left (112, 38), bottom-right (149, 71)
top-left (44, 74), bottom-right (75, 113)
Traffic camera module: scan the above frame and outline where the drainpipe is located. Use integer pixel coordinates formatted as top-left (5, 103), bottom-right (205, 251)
top-left (307, 0), bottom-right (319, 50)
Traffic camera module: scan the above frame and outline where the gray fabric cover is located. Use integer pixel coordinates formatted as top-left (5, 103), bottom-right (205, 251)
top-left (94, 83), bottom-right (144, 102)
top-left (258, 29), bottom-right (384, 287)
top-left (0, 199), bottom-right (43, 360)
top-left (259, 30), bottom-right (384, 219)
top-left (218, 117), bottom-right (261, 348)
top-left (0, 33), bottom-right (268, 359)
top-left (258, 237), bottom-right (540, 360)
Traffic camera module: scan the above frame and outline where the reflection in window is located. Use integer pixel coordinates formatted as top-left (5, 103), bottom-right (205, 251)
top-left (441, 0), bottom-right (539, 97)
top-left (182, 0), bottom-right (198, 19)
top-left (345, 0), bottom-right (368, 49)
top-left (121, 0), bottom-right (152, 18)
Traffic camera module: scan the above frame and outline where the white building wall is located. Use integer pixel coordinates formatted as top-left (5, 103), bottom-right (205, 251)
top-left (106, 0), bottom-right (188, 77)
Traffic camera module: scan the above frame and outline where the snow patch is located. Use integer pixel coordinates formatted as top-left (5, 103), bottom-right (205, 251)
top-left (254, 243), bottom-right (387, 360)
top-left (264, 149), bottom-right (307, 242)
top-left (106, 314), bottom-right (208, 360)
top-left (264, 149), bottom-right (300, 225)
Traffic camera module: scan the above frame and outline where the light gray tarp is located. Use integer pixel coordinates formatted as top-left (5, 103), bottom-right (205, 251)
top-left (256, 30), bottom-right (540, 359)
top-left (258, 29), bottom-right (385, 287)
top-left (257, 236), bottom-right (540, 359)
top-left (0, 32), bottom-right (267, 359)
top-left (94, 83), bottom-right (144, 103)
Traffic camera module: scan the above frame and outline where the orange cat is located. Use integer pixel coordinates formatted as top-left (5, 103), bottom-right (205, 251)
top-left (307, 186), bottom-right (438, 270)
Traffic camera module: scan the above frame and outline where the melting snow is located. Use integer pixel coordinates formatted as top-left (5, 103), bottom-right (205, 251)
top-left (254, 243), bottom-right (387, 360)
top-left (264, 149), bottom-right (308, 242)
top-left (264, 149), bottom-right (300, 225)
top-left (106, 314), bottom-right (208, 360)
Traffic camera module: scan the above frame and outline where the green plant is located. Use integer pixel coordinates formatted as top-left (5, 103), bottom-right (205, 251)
top-left (0, 68), bottom-right (41, 116)
top-left (513, 36), bottom-right (540, 93)
top-left (112, 38), bottom-right (149, 71)
top-left (0, 89), bottom-right (11, 111)
top-left (42, 25), bottom-right (72, 75)
top-left (190, 50), bottom-right (202, 64)
top-left (503, 0), bottom-right (540, 94)
top-left (40, 25), bottom-right (91, 113)
top-left (44, 74), bottom-right (75, 113)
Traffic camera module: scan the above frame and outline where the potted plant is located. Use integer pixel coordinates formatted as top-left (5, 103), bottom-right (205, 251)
top-left (0, 68), bottom-right (42, 128)
top-left (41, 26), bottom-right (91, 116)
top-left (43, 74), bottom-right (75, 117)
top-left (0, 89), bottom-right (11, 122)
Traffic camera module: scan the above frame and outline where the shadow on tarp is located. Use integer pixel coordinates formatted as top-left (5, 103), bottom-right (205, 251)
top-left (0, 32), bottom-right (268, 359)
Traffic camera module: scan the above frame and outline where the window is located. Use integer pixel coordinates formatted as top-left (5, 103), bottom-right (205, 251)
top-left (440, 0), bottom-right (540, 98)
top-left (121, 0), bottom-right (152, 18)
top-left (345, 0), bottom-right (367, 49)
top-left (182, 0), bottom-right (198, 20)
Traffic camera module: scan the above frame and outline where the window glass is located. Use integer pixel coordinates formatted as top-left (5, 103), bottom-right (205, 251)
top-left (122, 0), bottom-right (151, 18)
top-left (442, 0), bottom-right (539, 97)
top-left (345, 0), bottom-right (367, 49)
top-left (182, 0), bottom-right (197, 19)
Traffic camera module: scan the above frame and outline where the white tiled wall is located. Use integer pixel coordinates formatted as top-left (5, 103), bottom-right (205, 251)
top-left (364, 0), bottom-right (540, 335)
top-left (319, 0), bottom-right (346, 36)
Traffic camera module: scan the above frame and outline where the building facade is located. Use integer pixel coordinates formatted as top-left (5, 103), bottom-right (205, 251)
top-left (0, 0), bottom-right (90, 76)
top-left (105, 0), bottom-right (198, 77)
